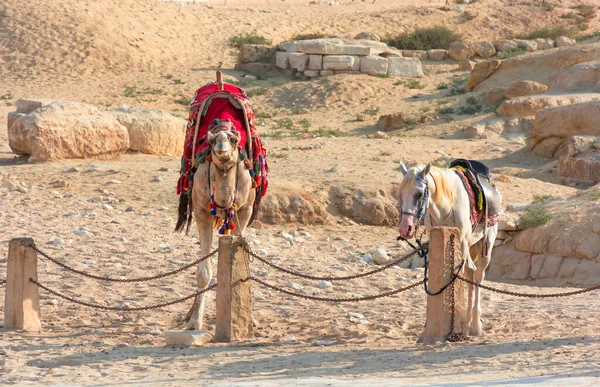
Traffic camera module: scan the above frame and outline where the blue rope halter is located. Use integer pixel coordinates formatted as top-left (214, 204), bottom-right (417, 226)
top-left (401, 177), bottom-right (429, 223)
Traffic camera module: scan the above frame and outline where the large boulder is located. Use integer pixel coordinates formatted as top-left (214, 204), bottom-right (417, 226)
top-left (360, 56), bottom-right (388, 76)
top-left (473, 43), bottom-right (600, 95)
top-left (464, 60), bottom-right (502, 92)
top-left (329, 186), bottom-right (398, 226)
top-left (8, 101), bottom-right (129, 162)
top-left (448, 41), bottom-right (474, 61)
top-left (493, 40), bottom-right (518, 52)
top-left (258, 187), bottom-right (330, 225)
top-left (110, 107), bottom-right (185, 156)
top-left (427, 49), bottom-right (448, 61)
top-left (504, 80), bottom-right (548, 100)
top-left (473, 41), bottom-right (496, 58)
top-left (514, 39), bottom-right (537, 52)
top-left (551, 61), bottom-right (600, 92)
top-left (387, 57), bottom-right (424, 77)
top-left (496, 93), bottom-right (600, 117)
top-left (238, 45), bottom-right (276, 64)
top-left (558, 152), bottom-right (600, 184)
top-left (555, 36), bottom-right (576, 47)
top-left (377, 112), bottom-right (405, 130)
top-left (529, 100), bottom-right (600, 155)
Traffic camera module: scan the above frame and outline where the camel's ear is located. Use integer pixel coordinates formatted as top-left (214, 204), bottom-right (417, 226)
top-left (230, 130), bottom-right (240, 144)
top-left (420, 163), bottom-right (431, 178)
top-left (399, 162), bottom-right (408, 176)
top-left (207, 131), bottom-right (215, 142)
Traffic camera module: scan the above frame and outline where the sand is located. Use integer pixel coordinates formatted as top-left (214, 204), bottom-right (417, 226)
top-left (2, 0), bottom-right (600, 385)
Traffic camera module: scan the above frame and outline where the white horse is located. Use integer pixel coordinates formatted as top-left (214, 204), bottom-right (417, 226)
top-left (397, 162), bottom-right (501, 335)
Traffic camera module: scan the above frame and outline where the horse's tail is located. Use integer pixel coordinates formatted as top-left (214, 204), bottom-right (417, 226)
top-left (175, 193), bottom-right (193, 234)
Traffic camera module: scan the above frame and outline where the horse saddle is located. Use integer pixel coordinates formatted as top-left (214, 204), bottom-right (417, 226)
top-left (450, 159), bottom-right (502, 218)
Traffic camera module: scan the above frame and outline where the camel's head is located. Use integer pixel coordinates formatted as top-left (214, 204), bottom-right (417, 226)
top-left (207, 129), bottom-right (240, 163)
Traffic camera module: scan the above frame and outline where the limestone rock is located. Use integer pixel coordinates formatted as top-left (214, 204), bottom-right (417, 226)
top-left (514, 39), bottom-right (537, 52)
top-left (535, 38), bottom-right (554, 50)
top-left (275, 51), bottom-right (290, 69)
top-left (464, 124), bottom-right (485, 139)
top-left (320, 70), bottom-right (334, 77)
top-left (304, 70), bottom-right (320, 78)
top-left (497, 93), bottom-right (600, 117)
top-left (110, 107), bottom-right (185, 156)
top-left (488, 244), bottom-right (531, 280)
top-left (258, 187), bottom-right (330, 225)
top-left (402, 50), bottom-right (428, 60)
top-left (551, 61), bottom-right (600, 92)
top-left (164, 330), bottom-right (213, 346)
top-left (16, 98), bottom-right (58, 114)
top-left (474, 41), bottom-right (496, 58)
top-left (371, 248), bottom-right (389, 265)
top-left (387, 57), bottom-right (424, 77)
top-left (8, 101), bottom-right (129, 162)
top-left (555, 36), bottom-right (576, 47)
top-left (289, 53), bottom-right (309, 71)
top-left (504, 80), bottom-right (548, 100)
top-left (558, 156), bottom-right (600, 184)
top-left (377, 112), bottom-right (405, 131)
top-left (427, 49), bottom-right (448, 61)
top-left (308, 54), bottom-right (323, 70)
top-left (354, 32), bottom-right (380, 42)
top-left (465, 60), bottom-right (502, 92)
top-left (448, 41), bottom-right (474, 61)
top-left (238, 44), bottom-right (276, 64)
top-left (476, 87), bottom-right (506, 105)
top-left (458, 59), bottom-right (474, 71)
top-left (493, 40), bottom-right (518, 52)
top-left (533, 137), bottom-right (563, 158)
top-left (281, 39), bottom-right (370, 56)
top-left (329, 186), bottom-right (399, 226)
top-left (322, 55), bottom-right (360, 71)
top-left (360, 56), bottom-right (388, 76)
top-left (7, 112), bottom-right (24, 132)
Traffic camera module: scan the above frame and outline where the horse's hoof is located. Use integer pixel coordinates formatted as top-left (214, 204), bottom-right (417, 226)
top-left (185, 320), bottom-right (202, 331)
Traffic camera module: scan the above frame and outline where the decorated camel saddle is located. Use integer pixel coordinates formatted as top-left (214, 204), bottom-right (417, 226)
top-left (176, 72), bottom-right (268, 230)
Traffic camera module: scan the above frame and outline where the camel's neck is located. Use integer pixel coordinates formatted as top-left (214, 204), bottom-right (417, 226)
top-left (211, 153), bottom-right (239, 208)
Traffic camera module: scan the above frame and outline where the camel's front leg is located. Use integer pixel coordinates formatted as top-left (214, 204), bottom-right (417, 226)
top-left (470, 227), bottom-right (496, 336)
top-left (186, 211), bottom-right (214, 331)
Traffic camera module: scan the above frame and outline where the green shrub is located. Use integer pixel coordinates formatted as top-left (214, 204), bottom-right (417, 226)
top-left (519, 206), bottom-right (553, 229)
top-left (531, 194), bottom-right (553, 204)
top-left (437, 107), bottom-right (455, 115)
top-left (457, 96), bottom-right (482, 115)
top-left (174, 96), bottom-right (191, 106)
top-left (406, 80), bottom-right (425, 89)
top-left (362, 107), bottom-right (380, 116)
top-left (513, 27), bottom-right (574, 40)
top-left (497, 48), bottom-right (528, 60)
top-left (231, 34), bottom-right (272, 46)
top-left (388, 26), bottom-right (462, 51)
top-left (436, 82), bottom-right (449, 90)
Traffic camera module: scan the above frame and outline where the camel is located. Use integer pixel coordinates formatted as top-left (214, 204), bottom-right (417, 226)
top-left (184, 126), bottom-right (255, 331)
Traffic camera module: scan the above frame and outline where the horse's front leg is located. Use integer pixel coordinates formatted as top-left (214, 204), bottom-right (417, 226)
top-left (470, 227), bottom-right (497, 336)
top-left (186, 210), bottom-right (214, 331)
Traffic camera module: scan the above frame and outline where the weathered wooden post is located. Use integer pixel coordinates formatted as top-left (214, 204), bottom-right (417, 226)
top-left (421, 227), bottom-right (467, 344)
top-left (4, 237), bottom-right (41, 331)
top-left (215, 236), bottom-right (253, 342)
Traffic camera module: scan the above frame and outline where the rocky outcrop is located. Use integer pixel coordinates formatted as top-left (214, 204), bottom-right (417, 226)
top-left (473, 41), bottom-right (496, 58)
top-left (329, 186), bottom-right (398, 226)
top-left (8, 101), bottom-right (129, 162)
top-left (377, 112), bottom-right (405, 131)
top-left (109, 107), bottom-right (185, 156)
top-left (258, 187), bottom-right (330, 225)
top-left (504, 80), bottom-right (548, 100)
top-left (551, 61), bottom-right (600, 92)
top-left (496, 93), bottom-right (600, 117)
top-left (465, 60), bottom-right (502, 92)
top-left (448, 41), bottom-right (474, 61)
top-left (238, 44), bottom-right (276, 64)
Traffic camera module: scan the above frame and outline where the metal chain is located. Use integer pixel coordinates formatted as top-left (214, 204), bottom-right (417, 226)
top-left (245, 276), bottom-right (424, 303)
top-left (0, 279), bottom-right (6, 286)
top-left (458, 275), bottom-right (600, 298)
top-left (242, 243), bottom-right (426, 281)
top-left (34, 246), bottom-right (218, 283)
top-left (30, 278), bottom-right (216, 311)
top-left (446, 234), bottom-right (468, 343)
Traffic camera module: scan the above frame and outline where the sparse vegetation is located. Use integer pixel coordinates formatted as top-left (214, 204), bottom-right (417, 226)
top-left (437, 107), bottom-right (455, 115)
top-left (379, 151), bottom-right (392, 157)
top-left (531, 194), bottom-right (554, 204)
top-left (457, 96), bottom-right (482, 115)
top-left (388, 26), bottom-right (462, 51)
top-left (124, 85), bottom-right (165, 98)
top-left (231, 34), bottom-right (272, 46)
top-left (290, 33), bottom-right (336, 41)
top-left (362, 107), bottom-right (380, 116)
top-left (436, 82), bottom-right (449, 90)
top-left (449, 86), bottom-right (465, 95)
top-left (174, 96), bottom-right (191, 106)
top-left (497, 48), bottom-right (528, 60)
top-left (519, 205), bottom-right (553, 229)
top-left (290, 107), bottom-right (308, 115)
top-left (513, 27), bottom-right (574, 40)
top-left (404, 116), bottom-right (419, 130)
top-left (275, 118), bottom-right (295, 130)
top-left (406, 80), bottom-right (425, 89)
top-left (298, 118), bottom-right (311, 130)
top-left (247, 87), bottom-right (269, 97)
top-left (576, 31), bottom-right (600, 42)
top-left (269, 152), bottom-right (289, 159)
top-left (588, 191), bottom-right (600, 201)
top-left (173, 79), bottom-right (185, 85)
top-left (370, 73), bottom-right (390, 78)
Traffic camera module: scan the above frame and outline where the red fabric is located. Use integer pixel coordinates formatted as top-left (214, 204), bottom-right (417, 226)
top-left (177, 81), bottom-right (268, 199)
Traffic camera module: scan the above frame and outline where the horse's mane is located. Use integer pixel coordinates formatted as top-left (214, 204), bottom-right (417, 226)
top-left (399, 166), bottom-right (455, 205)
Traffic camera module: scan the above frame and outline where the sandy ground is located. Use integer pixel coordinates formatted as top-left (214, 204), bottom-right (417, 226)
top-left (2, 0), bottom-right (600, 385)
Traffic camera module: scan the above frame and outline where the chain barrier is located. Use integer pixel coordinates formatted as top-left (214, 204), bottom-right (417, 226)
top-left (245, 276), bottom-right (424, 303)
top-left (242, 243), bottom-right (426, 281)
top-left (457, 275), bottom-right (600, 298)
top-left (34, 246), bottom-right (218, 283)
top-left (0, 279), bottom-right (6, 286)
top-left (30, 278), bottom-right (216, 311)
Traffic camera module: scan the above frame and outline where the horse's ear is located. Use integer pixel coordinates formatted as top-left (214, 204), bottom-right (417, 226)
top-left (399, 162), bottom-right (408, 176)
top-left (421, 163), bottom-right (431, 177)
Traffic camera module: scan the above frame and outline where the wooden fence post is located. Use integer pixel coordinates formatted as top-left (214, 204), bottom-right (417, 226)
top-left (215, 236), bottom-right (253, 342)
top-left (4, 237), bottom-right (41, 331)
top-left (421, 227), bottom-right (467, 345)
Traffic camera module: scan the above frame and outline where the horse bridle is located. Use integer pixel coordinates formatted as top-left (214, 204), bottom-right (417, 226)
top-left (400, 177), bottom-right (430, 227)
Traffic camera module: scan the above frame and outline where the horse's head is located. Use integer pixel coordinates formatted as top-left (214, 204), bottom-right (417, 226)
top-left (398, 162), bottom-right (431, 239)
top-left (207, 129), bottom-right (240, 164)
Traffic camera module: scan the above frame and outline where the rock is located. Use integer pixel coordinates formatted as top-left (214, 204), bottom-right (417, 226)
top-left (529, 100), bottom-right (600, 155)
top-left (493, 40), bottom-right (518, 52)
top-left (362, 254), bottom-right (373, 264)
top-left (474, 41), bottom-right (496, 58)
top-left (558, 157), bottom-right (600, 185)
top-left (354, 32), bottom-right (380, 42)
top-left (320, 70), bottom-right (334, 77)
top-left (360, 56), bottom-right (388, 76)
top-left (476, 87), bottom-right (506, 105)
top-left (304, 70), bottom-right (320, 78)
top-left (488, 244), bottom-right (531, 280)
top-left (464, 60), bottom-right (502, 92)
top-left (73, 230), bottom-right (91, 236)
top-left (504, 80), bottom-right (548, 100)
top-left (329, 186), bottom-right (399, 226)
top-left (555, 36), bottom-right (576, 47)
top-left (308, 54), bottom-right (323, 70)
top-left (464, 124), bottom-right (485, 139)
top-left (258, 188), bottom-right (330, 225)
top-left (234, 63), bottom-right (272, 74)
top-left (102, 204), bottom-right (114, 211)
top-left (51, 238), bottom-right (65, 246)
top-left (280, 38), bottom-right (370, 56)
top-left (448, 41), bottom-right (473, 61)
top-left (551, 61), bottom-right (600, 92)
top-left (152, 176), bottom-right (164, 182)
top-left (347, 312), bottom-right (365, 320)
top-left (238, 44), bottom-right (276, 64)
top-left (458, 59), bottom-right (474, 71)
top-left (84, 259), bottom-right (96, 265)
top-left (514, 39), bottom-right (537, 52)
top-left (356, 114), bottom-right (366, 122)
top-left (7, 112), bottom-right (24, 132)
top-left (322, 55), bottom-right (360, 71)
top-left (164, 330), bottom-right (213, 346)
top-left (45, 299), bottom-right (58, 306)
top-left (288, 282), bottom-right (303, 291)
top-left (427, 49), bottom-right (448, 61)
top-left (377, 113), bottom-right (405, 131)
top-left (566, 135), bottom-right (597, 157)
top-left (8, 101), bottom-right (129, 162)
top-left (289, 53), bottom-right (309, 71)
top-left (387, 57), bottom-right (424, 77)
top-left (275, 51), bottom-right (290, 69)
top-left (315, 340), bottom-right (335, 346)
top-left (497, 93), bottom-right (600, 117)
top-left (402, 50), bottom-right (428, 60)
top-left (371, 248), bottom-right (389, 265)
top-left (318, 280), bottom-right (333, 289)
top-left (535, 38), bottom-right (554, 50)
top-left (373, 131), bottom-right (389, 139)
top-left (16, 98), bottom-right (58, 114)
top-left (532, 137), bottom-right (563, 158)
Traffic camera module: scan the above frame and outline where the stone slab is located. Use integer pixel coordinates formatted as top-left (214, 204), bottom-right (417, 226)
top-left (323, 55), bottom-right (359, 71)
top-left (16, 98), bottom-right (58, 114)
top-left (387, 57), bottom-right (424, 77)
top-left (164, 330), bottom-right (213, 346)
